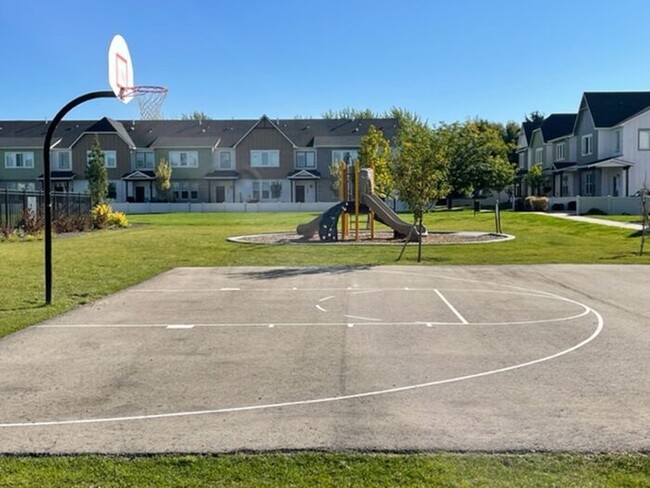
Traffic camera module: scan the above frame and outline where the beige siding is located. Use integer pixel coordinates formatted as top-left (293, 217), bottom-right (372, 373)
top-left (235, 122), bottom-right (294, 180)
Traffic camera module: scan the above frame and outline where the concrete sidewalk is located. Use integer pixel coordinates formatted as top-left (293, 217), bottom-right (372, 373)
top-left (536, 212), bottom-right (644, 231)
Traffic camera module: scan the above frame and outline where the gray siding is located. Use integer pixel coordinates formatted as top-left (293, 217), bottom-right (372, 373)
top-left (574, 108), bottom-right (598, 165)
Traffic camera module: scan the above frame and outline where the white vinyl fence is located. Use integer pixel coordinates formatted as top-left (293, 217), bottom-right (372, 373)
top-left (112, 201), bottom-right (337, 214)
top-left (547, 196), bottom-right (645, 215)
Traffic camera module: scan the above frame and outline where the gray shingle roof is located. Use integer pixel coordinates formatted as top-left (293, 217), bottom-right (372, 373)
top-left (0, 116), bottom-right (399, 151)
top-left (540, 113), bottom-right (576, 142)
top-left (584, 92), bottom-right (650, 127)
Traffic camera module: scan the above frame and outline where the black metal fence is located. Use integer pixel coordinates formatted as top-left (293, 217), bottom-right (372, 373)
top-left (0, 189), bottom-right (92, 229)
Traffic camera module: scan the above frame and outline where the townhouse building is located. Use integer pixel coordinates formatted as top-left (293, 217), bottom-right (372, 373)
top-left (517, 91), bottom-right (650, 198)
top-left (0, 116), bottom-right (398, 204)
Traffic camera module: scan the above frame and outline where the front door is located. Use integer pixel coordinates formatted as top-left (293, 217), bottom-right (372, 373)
top-left (215, 185), bottom-right (226, 203)
top-left (135, 186), bottom-right (145, 203)
top-left (612, 175), bottom-right (619, 197)
top-left (295, 185), bottom-right (305, 203)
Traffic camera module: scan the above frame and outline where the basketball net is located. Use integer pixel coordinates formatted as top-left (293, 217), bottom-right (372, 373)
top-left (119, 86), bottom-right (168, 120)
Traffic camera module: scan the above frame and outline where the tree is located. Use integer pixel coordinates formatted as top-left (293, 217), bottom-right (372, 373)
top-left (155, 158), bottom-right (172, 201)
top-left (525, 111), bottom-right (545, 124)
top-left (502, 120), bottom-right (521, 165)
top-left (86, 136), bottom-right (108, 206)
top-left (524, 164), bottom-right (544, 196)
top-left (181, 111), bottom-right (210, 121)
top-left (392, 117), bottom-right (450, 261)
top-left (358, 125), bottom-right (393, 198)
top-left (438, 120), bottom-right (511, 208)
top-left (322, 107), bottom-right (378, 119)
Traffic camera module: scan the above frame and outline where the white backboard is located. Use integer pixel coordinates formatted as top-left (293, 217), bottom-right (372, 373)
top-left (108, 35), bottom-right (134, 104)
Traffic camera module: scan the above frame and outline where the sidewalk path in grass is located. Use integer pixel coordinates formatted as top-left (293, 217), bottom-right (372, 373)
top-left (535, 212), bottom-right (643, 231)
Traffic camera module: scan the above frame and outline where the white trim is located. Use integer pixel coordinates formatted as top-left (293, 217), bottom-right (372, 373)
top-left (581, 134), bottom-right (593, 156)
top-left (555, 142), bottom-right (565, 161)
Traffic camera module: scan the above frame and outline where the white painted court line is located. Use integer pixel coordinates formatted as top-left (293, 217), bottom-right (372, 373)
top-left (220, 288), bottom-right (241, 291)
top-left (315, 305), bottom-right (327, 312)
top-left (344, 314), bottom-right (382, 322)
top-left (433, 289), bottom-right (469, 324)
top-left (166, 324), bottom-right (194, 330)
top-left (319, 296), bottom-right (335, 302)
top-left (0, 298), bottom-right (604, 429)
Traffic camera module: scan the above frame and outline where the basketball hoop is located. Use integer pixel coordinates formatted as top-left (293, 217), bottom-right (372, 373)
top-left (119, 86), bottom-right (168, 120)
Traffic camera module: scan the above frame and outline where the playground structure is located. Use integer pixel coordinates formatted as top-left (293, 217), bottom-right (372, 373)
top-left (296, 160), bottom-right (426, 242)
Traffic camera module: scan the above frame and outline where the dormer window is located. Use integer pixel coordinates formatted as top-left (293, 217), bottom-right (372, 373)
top-left (535, 148), bottom-right (543, 164)
top-left (555, 143), bottom-right (565, 161)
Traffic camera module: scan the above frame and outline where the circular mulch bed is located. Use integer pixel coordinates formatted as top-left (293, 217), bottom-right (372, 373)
top-left (229, 230), bottom-right (514, 245)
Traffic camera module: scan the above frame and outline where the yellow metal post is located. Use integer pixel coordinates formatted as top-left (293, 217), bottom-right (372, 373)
top-left (354, 160), bottom-right (360, 241)
top-left (370, 160), bottom-right (375, 239)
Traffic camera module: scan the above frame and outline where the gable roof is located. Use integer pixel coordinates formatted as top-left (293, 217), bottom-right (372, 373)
top-left (0, 117), bottom-right (400, 151)
top-left (583, 92), bottom-right (650, 128)
top-left (522, 119), bottom-right (543, 145)
top-left (540, 113), bottom-right (576, 142)
top-left (233, 115), bottom-right (296, 148)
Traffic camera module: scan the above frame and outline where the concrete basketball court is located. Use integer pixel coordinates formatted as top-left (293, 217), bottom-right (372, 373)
top-left (0, 265), bottom-right (648, 454)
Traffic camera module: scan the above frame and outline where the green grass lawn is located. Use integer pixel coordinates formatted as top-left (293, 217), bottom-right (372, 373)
top-left (585, 214), bottom-right (645, 224)
top-left (0, 453), bottom-right (648, 487)
top-left (1, 210), bottom-right (648, 485)
top-left (2, 209), bottom-right (648, 338)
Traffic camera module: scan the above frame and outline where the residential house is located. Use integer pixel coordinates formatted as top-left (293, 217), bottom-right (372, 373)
top-left (519, 91), bottom-right (650, 198)
top-left (0, 116), bottom-right (398, 204)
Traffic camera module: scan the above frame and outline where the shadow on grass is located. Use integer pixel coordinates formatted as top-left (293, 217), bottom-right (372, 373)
top-left (238, 265), bottom-right (375, 280)
top-left (0, 303), bottom-right (48, 313)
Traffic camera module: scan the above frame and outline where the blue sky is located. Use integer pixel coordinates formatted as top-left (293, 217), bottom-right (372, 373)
top-left (3, 0), bottom-right (650, 125)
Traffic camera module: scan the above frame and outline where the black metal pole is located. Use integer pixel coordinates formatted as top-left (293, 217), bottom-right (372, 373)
top-left (43, 90), bottom-right (116, 304)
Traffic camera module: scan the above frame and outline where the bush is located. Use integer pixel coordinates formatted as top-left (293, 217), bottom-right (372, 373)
top-left (53, 214), bottom-right (93, 233)
top-left (107, 210), bottom-right (129, 228)
top-left (91, 203), bottom-right (129, 229)
top-left (586, 207), bottom-right (607, 215)
top-left (525, 196), bottom-right (549, 212)
top-left (551, 203), bottom-right (565, 211)
top-left (18, 207), bottom-right (44, 234)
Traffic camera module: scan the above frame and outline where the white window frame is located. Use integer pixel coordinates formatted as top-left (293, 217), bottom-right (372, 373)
top-left (295, 150), bottom-right (316, 169)
top-left (638, 129), bottom-right (650, 151)
top-left (555, 143), bottom-right (565, 161)
top-left (218, 150), bottom-right (233, 170)
top-left (250, 150), bottom-right (280, 168)
top-left (4, 151), bottom-right (35, 169)
top-left (534, 147), bottom-right (543, 164)
top-left (135, 151), bottom-right (155, 169)
top-left (251, 180), bottom-right (280, 201)
top-left (86, 150), bottom-right (117, 168)
top-left (169, 151), bottom-right (199, 168)
top-left (171, 181), bottom-right (200, 201)
top-left (613, 129), bottom-right (621, 154)
top-left (581, 134), bottom-right (593, 156)
top-left (51, 150), bottom-right (71, 170)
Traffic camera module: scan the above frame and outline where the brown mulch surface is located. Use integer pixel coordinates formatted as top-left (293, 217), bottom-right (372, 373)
top-left (231, 230), bottom-right (511, 245)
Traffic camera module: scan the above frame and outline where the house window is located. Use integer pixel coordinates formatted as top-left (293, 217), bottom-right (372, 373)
top-left (332, 150), bottom-right (358, 165)
top-left (4, 152), bottom-right (35, 169)
top-left (86, 150), bottom-right (117, 168)
top-left (583, 172), bottom-right (595, 196)
top-left (6, 181), bottom-right (36, 190)
top-left (614, 129), bottom-right (621, 154)
top-left (250, 150), bottom-right (279, 168)
top-left (51, 151), bottom-right (71, 170)
top-left (581, 134), bottom-right (593, 156)
top-left (219, 151), bottom-right (233, 169)
top-left (135, 151), bottom-right (155, 169)
top-left (169, 151), bottom-right (199, 168)
top-left (638, 129), bottom-right (650, 150)
top-left (171, 181), bottom-right (199, 201)
top-left (251, 180), bottom-right (282, 201)
top-left (555, 143), bottom-right (565, 161)
top-left (107, 182), bottom-right (117, 199)
top-left (295, 151), bottom-right (316, 168)
top-left (534, 148), bottom-right (543, 164)
top-left (518, 152), bottom-right (526, 168)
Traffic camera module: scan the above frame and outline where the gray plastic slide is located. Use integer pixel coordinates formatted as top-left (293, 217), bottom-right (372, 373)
top-left (296, 214), bottom-right (320, 238)
top-left (362, 193), bottom-right (425, 238)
